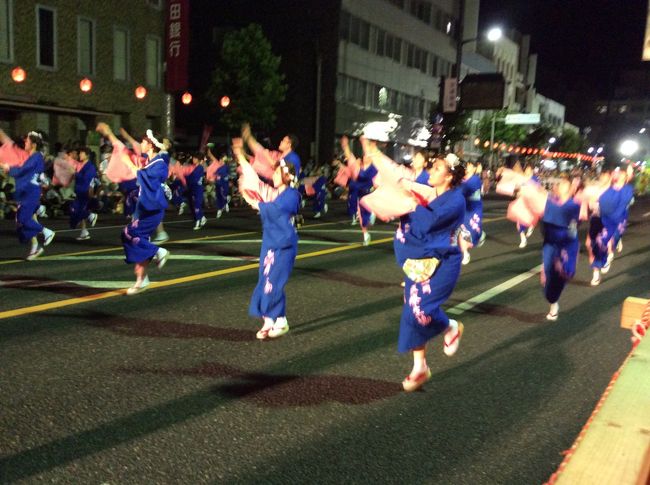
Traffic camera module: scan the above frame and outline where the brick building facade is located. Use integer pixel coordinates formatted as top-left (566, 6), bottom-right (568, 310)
top-left (0, 0), bottom-right (168, 149)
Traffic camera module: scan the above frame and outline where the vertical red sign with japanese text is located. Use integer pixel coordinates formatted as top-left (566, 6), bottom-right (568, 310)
top-left (165, 0), bottom-right (189, 92)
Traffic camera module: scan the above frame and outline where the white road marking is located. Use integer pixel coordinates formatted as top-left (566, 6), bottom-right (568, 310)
top-left (52, 218), bottom-right (199, 233)
top-left (182, 239), bottom-right (346, 246)
top-left (42, 255), bottom-right (252, 262)
top-left (447, 264), bottom-right (543, 315)
top-left (298, 229), bottom-right (397, 235)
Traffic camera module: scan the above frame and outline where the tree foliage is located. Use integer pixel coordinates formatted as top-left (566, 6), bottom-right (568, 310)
top-left (208, 24), bottom-right (287, 130)
top-left (441, 110), bottom-right (471, 150)
top-left (523, 124), bottom-right (557, 148)
top-left (556, 128), bottom-right (586, 153)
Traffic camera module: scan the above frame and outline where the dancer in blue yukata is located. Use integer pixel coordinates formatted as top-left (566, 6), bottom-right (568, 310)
top-left (340, 135), bottom-right (377, 245)
top-left (540, 175), bottom-right (581, 321)
top-left (459, 161), bottom-right (486, 265)
top-left (391, 154), bottom-right (467, 392)
top-left (206, 148), bottom-right (231, 219)
top-left (611, 167), bottom-right (635, 256)
top-left (186, 153), bottom-right (207, 230)
top-left (233, 135), bottom-right (300, 340)
top-left (70, 147), bottom-right (99, 240)
top-left (97, 123), bottom-right (171, 295)
top-left (0, 129), bottom-right (55, 260)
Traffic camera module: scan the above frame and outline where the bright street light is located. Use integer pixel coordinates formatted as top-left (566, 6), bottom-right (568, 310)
top-left (619, 139), bottom-right (639, 157)
top-left (486, 27), bottom-right (503, 42)
top-left (596, 147), bottom-right (603, 154)
top-left (640, 128), bottom-right (646, 134)
top-left (587, 147), bottom-right (594, 153)
top-left (548, 137), bottom-right (557, 144)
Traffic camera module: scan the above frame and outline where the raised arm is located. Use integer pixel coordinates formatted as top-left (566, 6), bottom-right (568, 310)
top-left (242, 123), bottom-right (264, 154)
top-left (0, 128), bottom-right (13, 146)
top-left (119, 127), bottom-right (142, 155)
top-left (96, 122), bottom-right (121, 147)
top-left (340, 135), bottom-right (357, 166)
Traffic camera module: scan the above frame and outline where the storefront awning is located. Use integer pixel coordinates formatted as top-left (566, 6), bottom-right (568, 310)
top-left (0, 98), bottom-right (113, 117)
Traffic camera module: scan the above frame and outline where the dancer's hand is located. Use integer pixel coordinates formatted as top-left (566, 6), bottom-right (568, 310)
top-left (96, 122), bottom-right (112, 137)
top-left (241, 123), bottom-right (252, 141)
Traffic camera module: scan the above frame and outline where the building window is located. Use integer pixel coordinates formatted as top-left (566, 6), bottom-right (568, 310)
top-left (618, 105), bottom-right (628, 114)
top-left (339, 10), bottom-right (350, 41)
top-left (145, 35), bottom-right (161, 88)
top-left (596, 105), bottom-right (607, 114)
top-left (392, 38), bottom-right (402, 63)
top-left (0, 0), bottom-right (13, 62)
top-left (358, 19), bottom-right (369, 50)
top-left (375, 28), bottom-right (385, 56)
top-left (77, 17), bottom-right (95, 76)
top-left (36, 5), bottom-right (56, 69)
top-left (113, 27), bottom-right (129, 81)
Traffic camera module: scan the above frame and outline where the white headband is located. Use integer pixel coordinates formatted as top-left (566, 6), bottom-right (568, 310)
top-left (146, 129), bottom-right (165, 150)
top-left (444, 153), bottom-right (461, 172)
top-left (27, 131), bottom-right (43, 140)
top-left (279, 159), bottom-right (295, 180)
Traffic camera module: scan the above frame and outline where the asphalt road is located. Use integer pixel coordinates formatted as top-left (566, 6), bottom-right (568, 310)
top-left (1, 195), bottom-right (648, 484)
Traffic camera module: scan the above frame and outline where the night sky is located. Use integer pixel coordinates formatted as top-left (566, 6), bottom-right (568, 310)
top-left (479, 0), bottom-right (649, 125)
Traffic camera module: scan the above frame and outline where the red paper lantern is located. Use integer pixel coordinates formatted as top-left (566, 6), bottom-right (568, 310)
top-left (220, 95), bottom-right (230, 108)
top-left (11, 67), bottom-right (26, 83)
top-left (181, 91), bottom-right (192, 105)
top-left (79, 78), bottom-right (92, 92)
top-left (135, 86), bottom-right (147, 99)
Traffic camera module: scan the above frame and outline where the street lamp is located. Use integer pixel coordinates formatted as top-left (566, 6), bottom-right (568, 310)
top-left (486, 27), bottom-right (503, 42)
top-left (454, 1), bottom-right (503, 81)
top-left (620, 139), bottom-right (639, 157)
top-left (549, 137), bottom-right (557, 144)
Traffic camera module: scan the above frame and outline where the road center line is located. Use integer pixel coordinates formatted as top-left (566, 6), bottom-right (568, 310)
top-left (0, 237), bottom-right (394, 320)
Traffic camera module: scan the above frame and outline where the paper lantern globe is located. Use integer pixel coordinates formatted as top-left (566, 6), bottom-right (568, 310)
top-left (80, 78), bottom-right (93, 92)
top-left (181, 92), bottom-right (192, 105)
top-left (135, 86), bottom-right (147, 99)
top-left (11, 67), bottom-right (26, 83)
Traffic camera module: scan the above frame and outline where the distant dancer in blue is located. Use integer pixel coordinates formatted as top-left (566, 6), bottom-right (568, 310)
top-left (233, 139), bottom-right (300, 340)
top-left (187, 153), bottom-right (207, 230)
top-left (393, 155), bottom-right (466, 392)
top-left (411, 150), bottom-right (431, 185)
top-left (541, 176), bottom-right (580, 321)
top-left (311, 174), bottom-right (328, 218)
top-left (347, 178), bottom-right (360, 225)
top-left (340, 135), bottom-right (377, 245)
top-left (611, 168), bottom-right (635, 255)
top-left (212, 152), bottom-right (231, 219)
top-left (0, 129), bottom-right (55, 260)
top-left (70, 147), bottom-right (99, 240)
top-left (459, 161), bottom-right (485, 265)
top-left (96, 123), bottom-right (171, 295)
top-left (516, 166), bottom-right (539, 248)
